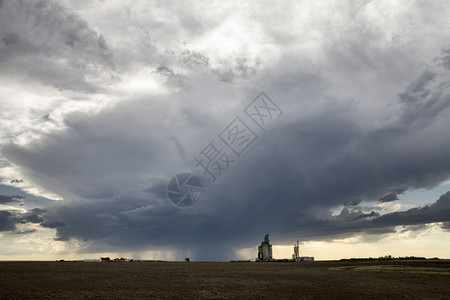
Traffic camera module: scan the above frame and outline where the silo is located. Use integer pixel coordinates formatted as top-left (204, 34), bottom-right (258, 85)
top-left (257, 234), bottom-right (273, 261)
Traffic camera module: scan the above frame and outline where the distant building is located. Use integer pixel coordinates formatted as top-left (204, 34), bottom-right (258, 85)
top-left (299, 257), bottom-right (314, 262)
top-left (292, 241), bottom-right (314, 262)
top-left (258, 234), bottom-right (273, 261)
top-left (84, 258), bottom-right (101, 262)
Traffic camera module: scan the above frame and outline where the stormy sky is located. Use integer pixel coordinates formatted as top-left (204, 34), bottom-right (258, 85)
top-left (1, 0), bottom-right (450, 261)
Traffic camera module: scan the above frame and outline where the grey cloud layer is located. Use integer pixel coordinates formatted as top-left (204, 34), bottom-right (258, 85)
top-left (0, 0), bottom-right (114, 91)
top-left (4, 58), bottom-right (450, 259)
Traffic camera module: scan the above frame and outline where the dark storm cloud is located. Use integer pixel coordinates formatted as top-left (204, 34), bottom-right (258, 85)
top-left (3, 49), bottom-right (450, 259)
top-left (398, 70), bottom-right (450, 129)
top-left (38, 195), bottom-right (257, 260)
top-left (2, 94), bottom-right (193, 200)
top-left (294, 191), bottom-right (450, 240)
top-left (0, 195), bottom-right (24, 204)
top-left (22, 208), bottom-right (46, 224)
top-left (371, 192), bottom-right (450, 227)
top-left (1, 1), bottom-right (450, 259)
top-left (0, 207), bottom-right (45, 233)
top-left (379, 192), bottom-right (399, 203)
top-left (290, 191), bottom-right (450, 241)
top-left (41, 220), bottom-right (65, 228)
top-left (329, 192), bottom-right (450, 239)
top-left (0, 210), bottom-right (17, 231)
top-left (199, 56), bottom-right (450, 244)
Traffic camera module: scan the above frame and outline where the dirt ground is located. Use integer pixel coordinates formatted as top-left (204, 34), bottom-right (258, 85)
top-left (0, 260), bottom-right (449, 299)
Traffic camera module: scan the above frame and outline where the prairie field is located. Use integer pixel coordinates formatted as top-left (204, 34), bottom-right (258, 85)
top-left (0, 260), bottom-right (449, 299)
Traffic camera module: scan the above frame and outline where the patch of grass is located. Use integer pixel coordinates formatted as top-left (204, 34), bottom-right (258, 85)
top-left (329, 265), bottom-right (450, 278)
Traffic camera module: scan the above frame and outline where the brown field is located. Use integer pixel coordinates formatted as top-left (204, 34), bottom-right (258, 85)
top-left (0, 260), bottom-right (449, 299)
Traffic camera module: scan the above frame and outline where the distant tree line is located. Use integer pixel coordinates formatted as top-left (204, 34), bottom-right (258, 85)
top-left (101, 257), bottom-right (133, 262)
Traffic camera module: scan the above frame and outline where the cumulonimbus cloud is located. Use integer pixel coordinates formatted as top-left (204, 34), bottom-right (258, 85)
top-left (0, 0), bottom-right (450, 260)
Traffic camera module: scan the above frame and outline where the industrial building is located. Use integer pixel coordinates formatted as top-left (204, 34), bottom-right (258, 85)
top-left (293, 241), bottom-right (314, 262)
top-left (256, 236), bottom-right (314, 262)
top-left (257, 234), bottom-right (273, 261)
top-left (83, 258), bottom-right (101, 262)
